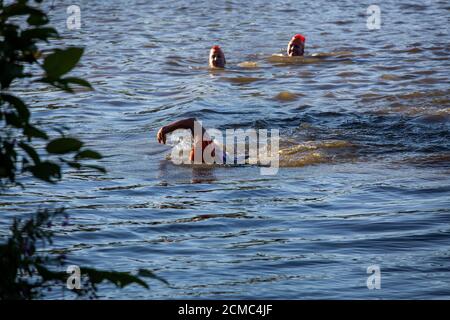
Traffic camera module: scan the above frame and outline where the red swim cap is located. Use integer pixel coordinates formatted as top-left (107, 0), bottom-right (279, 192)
top-left (292, 34), bottom-right (306, 43)
top-left (211, 45), bottom-right (221, 51)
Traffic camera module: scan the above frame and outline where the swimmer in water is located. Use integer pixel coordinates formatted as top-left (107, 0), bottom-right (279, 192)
top-left (157, 118), bottom-right (228, 164)
top-left (209, 45), bottom-right (226, 68)
top-left (287, 34), bottom-right (306, 56)
top-left (157, 118), bottom-right (279, 173)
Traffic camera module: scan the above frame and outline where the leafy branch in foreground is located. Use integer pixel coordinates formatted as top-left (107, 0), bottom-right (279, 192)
top-left (1, 0), bottom-right (165, 299)
top-left (0, 208), bottom-right (159, 299)
top-left (1, 0), bottom-right (99, 186)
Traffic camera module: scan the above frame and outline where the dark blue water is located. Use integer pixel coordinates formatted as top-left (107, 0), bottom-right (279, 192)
top-left (1, 0), bottom-right (449, 299)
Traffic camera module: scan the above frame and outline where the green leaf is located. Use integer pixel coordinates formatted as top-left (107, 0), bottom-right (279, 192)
top-left (61, 77), bottom-right (93, 90)
top-left (35, 265), bottom-right (66, 282)
top-left (62, 160), bottom-right (82, 170)
top-left (25, 161), bottom-right (61, 183)
top-left (18, 141), bottom-right (41, 164)
top-left (37, 77), bottom-right (74, 93)
top-left (82, 164), bottom-right (106, 174)
top-left (4, 111), bottom-right (23, 128)
top-left (21, 27), bottom-right (58, 41)
top-left (0, 61), bottom-right (25, 89)
top-left (2, 4), bottom-right (44, 19)
top-left (75, 149), bottom-right (102, 160)
top-left (82, 268), bottom-right (149, 289)
top-left (46, 138), bottom-right (83, 154)
top-left (23, 124), bottom-right (48, 139)
top-left (1, 94), bottom-right (30, 121)
top-left (38, 77), bottom-right (93, 93)
top-left (42, 47), bottom-right (84, 79)
top-left (138, 269), bottom-right (170, 286)
top-left (27, 11), bottom-right (49, 26)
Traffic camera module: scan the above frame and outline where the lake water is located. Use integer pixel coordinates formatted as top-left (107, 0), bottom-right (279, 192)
top-left (2, 0), bottom-right (450, 299)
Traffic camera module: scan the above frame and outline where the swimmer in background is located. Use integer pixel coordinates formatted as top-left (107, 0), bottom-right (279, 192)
top-left (287, 34), bottom-right (306, 56)
top-left (209, 45), bottom-right (226, 68)
top-left (268, 34), bottom-right (307, 63)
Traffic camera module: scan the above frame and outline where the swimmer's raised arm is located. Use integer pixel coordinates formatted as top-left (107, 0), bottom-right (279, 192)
top-left (157, 118), bottom-right (206, 144)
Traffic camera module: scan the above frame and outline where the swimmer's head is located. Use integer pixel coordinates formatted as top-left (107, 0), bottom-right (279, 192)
top-left (209, 45), bottom-right (226, 68)
top-left (287, 34), bottom-right (305, 56)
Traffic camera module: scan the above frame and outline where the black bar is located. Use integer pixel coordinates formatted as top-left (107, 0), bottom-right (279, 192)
top-left (1, 300), bottom-right (448, 318)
